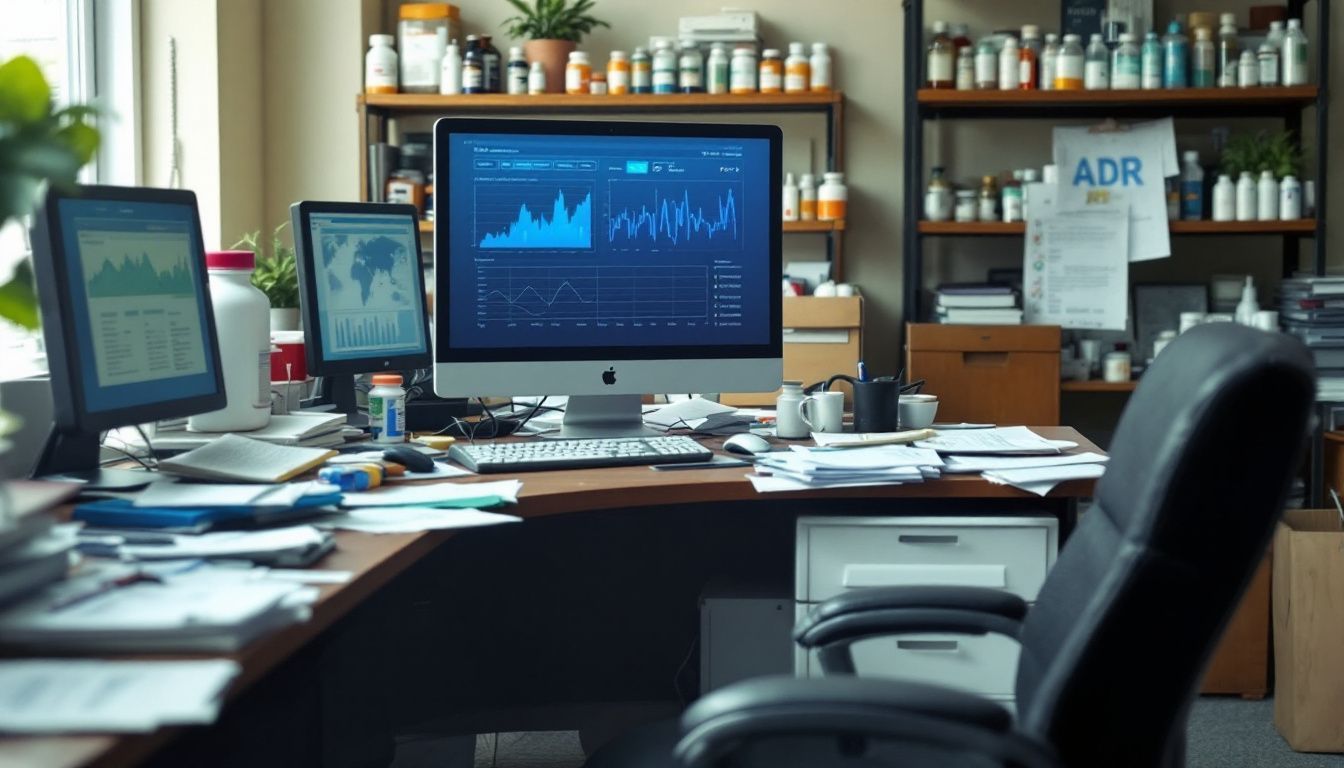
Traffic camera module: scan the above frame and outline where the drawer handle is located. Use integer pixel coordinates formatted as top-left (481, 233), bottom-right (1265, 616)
top-left (962, 351), bottom-right (1010, 367)
top-left (897, 640), bottom-right (960, 652)
top-left (898, 534), bottom-right (959, 545)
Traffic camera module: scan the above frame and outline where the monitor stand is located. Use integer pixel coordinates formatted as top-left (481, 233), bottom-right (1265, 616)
top-left (308, 374), bottom-right (369, 428)
top-left (34, 428), bottom-right (156, 491)
top-left (549, 394), bottom-right (662, 439)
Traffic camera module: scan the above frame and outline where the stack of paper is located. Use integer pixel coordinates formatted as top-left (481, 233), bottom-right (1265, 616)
top-left (930, 437), bottom-right (1110, 496)
top-left (0, 480), bottom-right (80, 608)
top-left (0, 659), bottom-right (241, 732)
top-left (644, 398), bottom-right (753, 435)
top-left (155, 412), bottom-right (348, 450)
top-left (0, 562), bottom-right (319, 652)
top-left (340, 479), bottom-right (521, 508)
top-left (750, 446), bottom-right (945, 493)
top-left (319, 507), bottom-right (521, 534)
top-left (116, 526), bottom-right (335, 568)
top-left (73, 480), bottom-right (342, 533)
top-left (915, 426), bottom-right (1069, 455)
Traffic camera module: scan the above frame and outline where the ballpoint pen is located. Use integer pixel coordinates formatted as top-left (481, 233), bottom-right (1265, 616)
top-left (857, 361), bottom-right (868, 382)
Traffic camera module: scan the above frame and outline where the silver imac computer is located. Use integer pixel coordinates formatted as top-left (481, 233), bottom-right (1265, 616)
top-left (432, 118), bottom-right (783, 438)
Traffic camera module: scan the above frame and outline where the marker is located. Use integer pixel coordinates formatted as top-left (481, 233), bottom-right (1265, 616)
top-left (857, 361), bottom-right (868, 382)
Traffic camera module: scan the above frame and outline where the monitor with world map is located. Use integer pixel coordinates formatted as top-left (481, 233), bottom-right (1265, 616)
top-left (290, 201), bottom-right (432, 419)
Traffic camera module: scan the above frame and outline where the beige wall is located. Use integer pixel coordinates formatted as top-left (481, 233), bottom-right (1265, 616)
top-left (140, 0), bottom-right (1344, 376)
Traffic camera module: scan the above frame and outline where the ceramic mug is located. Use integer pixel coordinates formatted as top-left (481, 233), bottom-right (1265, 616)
top-left (799, 390), bottom-right (845, 433)
top-left (897, 394), bottom-right (939, 430)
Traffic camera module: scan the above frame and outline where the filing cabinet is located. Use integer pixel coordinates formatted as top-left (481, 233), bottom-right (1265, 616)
top-left (905, 323), bottom-right (1061, 426)
top-left (795, 515), bottom-right (1059, 704)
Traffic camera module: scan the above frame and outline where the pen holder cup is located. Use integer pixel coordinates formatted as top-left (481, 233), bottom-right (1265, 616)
top-left (848, 379), bottom-right (902, 433)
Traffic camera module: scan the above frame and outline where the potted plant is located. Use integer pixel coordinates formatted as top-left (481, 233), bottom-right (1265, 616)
top-left (0, 55), bottom-right (98, 466)
top-left (235, 223), bottom-right (301, 331)
top-left (1220, 130), bottom-right (1304, 179)
top-left (503, 0), bottom-right (610, 94)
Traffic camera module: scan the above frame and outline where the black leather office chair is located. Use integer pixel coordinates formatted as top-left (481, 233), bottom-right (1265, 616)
top-left (586, 323), bottom-right (1314, 768)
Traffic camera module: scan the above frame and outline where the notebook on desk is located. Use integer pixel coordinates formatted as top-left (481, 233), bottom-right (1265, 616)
top-left (156, 434), bottom-right (338, 483)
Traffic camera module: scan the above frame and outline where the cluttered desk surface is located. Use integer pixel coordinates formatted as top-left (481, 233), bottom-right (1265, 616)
top-left (0, 425), bottom-right (1102, 768)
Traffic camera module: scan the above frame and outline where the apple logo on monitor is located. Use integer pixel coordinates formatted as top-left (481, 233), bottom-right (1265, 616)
top-left (602, 367), bottom-right (617, 385)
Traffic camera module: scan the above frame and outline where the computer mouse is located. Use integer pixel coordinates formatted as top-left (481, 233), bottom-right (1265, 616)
top-left (382, 444), bottom-right (436, 473)
top-left (722, 433), bottom-right (773, 456)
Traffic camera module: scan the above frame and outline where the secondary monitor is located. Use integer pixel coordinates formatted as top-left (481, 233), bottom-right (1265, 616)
top-left (433, 118), bottom-right (783, 438)
top-left (290, 201), bottom-right (432, 423)
top-left (29, 185), bottom-right (226, 489)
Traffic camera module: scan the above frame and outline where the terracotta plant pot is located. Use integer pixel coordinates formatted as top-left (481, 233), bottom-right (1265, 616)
top-left (524, 38), bottom-right (577, 94)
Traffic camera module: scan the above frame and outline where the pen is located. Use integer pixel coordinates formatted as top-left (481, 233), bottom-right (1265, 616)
top-left (857, 361), bottom-right (868, 382)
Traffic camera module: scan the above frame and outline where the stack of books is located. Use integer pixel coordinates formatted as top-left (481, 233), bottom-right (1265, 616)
top-left (0, 481), bottom-right (79, 608)
top-left (933, 284), bottom-right (1022, 326)
top-left (1279, 277), bottom-right (1344, 401)
top-left (155, 412), bottom-right (348, 452)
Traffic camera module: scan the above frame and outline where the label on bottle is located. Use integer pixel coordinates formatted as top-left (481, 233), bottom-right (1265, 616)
top-left (566, 65), bottom-right (591, 94)
top-left (462, 65), bottom-right (483, 90)
top-left (632, 62), bottom-right (652, 90)
top-left (785, 63), bottom-right (809, 92)
top-left (1141, 49), bottom-right (1163, 88)
top-left (679, 66), bottom-right (703, 89)
top-left (1002, 191), bottom-right (1023, 223)
top-left (1056, 54), bottom-right (1084, 88)
top-left (974, 51), bottom-right (997, 86)
top-left (256, 351), bottom-right (271, 408)
top-left (507, 69), bottom-right (529, 95)
top-left (759, 65), bottom-right (783, 92)
top-left (927, 51), bottom-right (953, 84)
top-left (401, 31), bottom-right (446, 88)
top-left (653, 70), bottom-right (676, 92)
top-left (1084, 60), bottom-right (1108, 89)
top-left (1181, 180), bottom-right (1203, 220)
top-left (1164, 45), bottom-right (1189, 87)
top-left (1040, 52), bottom-right (1057, 90)
top-left (1019, 59), bottom-right (1035, 88)
top-left (608, 69), bottom-right (630, 94)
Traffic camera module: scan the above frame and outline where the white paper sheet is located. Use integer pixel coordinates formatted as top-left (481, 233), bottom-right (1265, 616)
top-left (982, 463), bottom-right (1107, 496)
top-left (340, 479), bottom-right (522, 508)
top-left (764, 446), bottom-right (944, 471)
top-left (915, 427), bottom-right (1063, 455)
top-left (1052, 118), bottom-right (1177, 263)
top-left (319, 507), bottom-right (522, 534)
top-left (1022, 201), bottom-right (1130, 331)
top-left (810, 430), bottom-right (936, 448)
top-left (747, 474), bottom-right (909, 493)
top-left (943, 452), bottom-right (1110, 473)
top-left (0, 659), bottom-right (241, 732)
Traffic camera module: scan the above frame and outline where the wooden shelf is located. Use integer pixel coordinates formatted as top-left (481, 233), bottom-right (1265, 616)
top-left (919, 220), bottom-right (1318, 237)
top-left (916, 86), bottom-right (1319, 118)
top-left (419, 219), bottom-right (846, 235)
top-left (361, 91), bottom-right (843, 113)
top-left (1061, 380), bottom-right (1138, 393)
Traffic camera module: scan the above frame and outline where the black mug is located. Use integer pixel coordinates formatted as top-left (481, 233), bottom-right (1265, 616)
top-left (826, 375), bottom-right (901, 433)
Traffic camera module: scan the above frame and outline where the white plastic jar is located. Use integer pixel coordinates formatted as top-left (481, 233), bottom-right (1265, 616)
top-left (398, 3), bottom-right (458, 93)
top-left (817, 171), bottom-right (848, 221)
top-left (188, 251), bottom-right (271, 432)
top-left (368, 373), bottom-right (407, 443)
top-left (365, 34), bottom-right (399, 94)
top-left (730, 47), bottom-right (758, 93)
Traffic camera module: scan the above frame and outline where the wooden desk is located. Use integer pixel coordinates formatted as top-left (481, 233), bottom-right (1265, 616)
top-left (3, 427), bottom-right (1099, 768)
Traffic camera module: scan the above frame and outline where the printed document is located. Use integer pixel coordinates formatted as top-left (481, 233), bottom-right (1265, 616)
top-left (1023, 199), bottom-right (1129, 331)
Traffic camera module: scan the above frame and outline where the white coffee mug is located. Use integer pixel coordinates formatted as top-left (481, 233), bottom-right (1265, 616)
top-left (798, 390), bottom-right (845, 433)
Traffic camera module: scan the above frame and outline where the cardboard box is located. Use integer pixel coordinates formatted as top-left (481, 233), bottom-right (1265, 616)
top-left (722, 296), bottom-right (862, 407)
top-left (1273, 510), bottom-right (1344, 752)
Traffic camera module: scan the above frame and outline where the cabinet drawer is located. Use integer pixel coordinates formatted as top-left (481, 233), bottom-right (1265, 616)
top-left (801, 521), bottom-right (1053, 602)
top-left (796, 606), bottom-right (1019, 696)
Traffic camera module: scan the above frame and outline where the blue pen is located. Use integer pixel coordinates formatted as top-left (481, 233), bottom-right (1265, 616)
top-left (857, 361), bottom-right (868, 382)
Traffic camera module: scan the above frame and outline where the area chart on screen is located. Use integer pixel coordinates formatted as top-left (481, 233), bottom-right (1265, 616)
top-left (476, 265), bottom-right (710, 322)
top-left (476, 186), bottom-right (593, 249)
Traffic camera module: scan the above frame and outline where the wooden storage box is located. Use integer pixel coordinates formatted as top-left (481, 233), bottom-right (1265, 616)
top-left (723, 296), bottom-right (862, 407)
top-left (905, 324), bottom-right (1061, 426)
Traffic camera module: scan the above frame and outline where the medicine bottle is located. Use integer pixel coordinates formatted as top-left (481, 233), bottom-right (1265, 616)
top-left (439, 39), bottom-right (462, 95)
top-left (978, 175), bottom-right (1000, 222)
top-left (1020, 25), bottom-right (1042, 89)
top-left (758, 49), bottom-right (784, 93)
top-left (1002, 172), bottom-right (1023, 223)
top-left (924, 167), bottom-right (952, 222)
top-left (1217, 13), bottom-right (1241, 88)
top-left (506, 46), bottom-right (528, 95)
top-left (1084, 33), bottom-right (1110, 89)
top-left (926, 21), bottom-right (954, 89)
top-left (1191, 27), bottom-right (1216, 88)
top-left (480, 35), bottom-right (503, 93)
top-left (809, 43), bottom-right (832, 92)
top-left (784, 42), bottom-right (810, 93)
top-left (565, 51), bottom-right (592, 94)
top-left (631, 47), bottom-right (652, 93)
top-left (589, 71), bottom-right (607, 95)
top-left (527, 61), bottom-right (547, 94)
top-left (652, 40), bottom-right (678, 94)
top-left (368, 374), bottom-right (407, 444)
top-left (1141, 32), bottom-right (1163, 89)
top-left (398, 2), bottom-right (456, 93)
top-left (798, 173), bottom-right (817, 221)
top-left (607, 50), bottom-right (630, 94)
top-left (974, 39), bottom-right (997, 89)
top-left (817, 172), bottom-right (847, 221)
top-left (1163, 20), bottom-right (1190, 88)
top-left (1111, 33), bottom-right (1141, 89)
top-left (729, 47), bottom-right (757, 93)
top-left (782, 172), bottom-right (800, 222)
top-left (955, 47), bottom-right (974, 90)
top-left (1282, 19), bottom-right (1309, 86)
top-left (1056, 34), bottom-right (1085, 89)
top-left (365, 35), bottom-right (399, 94)
top-left (1257, 43), bottom-right (1279, 86)
top-left (1040, 33), bottom-right (1060, 91)
top-left (188, 252), bottom-right (271, 433)
top-left (1280, 176), bottom-right (1302, 220)
top-left (705, 44), bottom-right (729, 94)
top-left (462, 35), bottom-right (485, 94)
top-left (997, 37), bottom-right (1018, 91)
top-left (1237, 50), bottom-right (1259, 87)
top-left (678, 40), bottom-right (704, 93)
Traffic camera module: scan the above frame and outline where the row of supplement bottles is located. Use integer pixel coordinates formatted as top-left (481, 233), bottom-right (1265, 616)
top-left (1175, 150), bottom-right (1311, 222)
top-left (924, 166), bottom-right (1049, 224)
top-left (927, 16), bottom-right (1309, 91)
top-left (568, 41), bottom-right (833, 95)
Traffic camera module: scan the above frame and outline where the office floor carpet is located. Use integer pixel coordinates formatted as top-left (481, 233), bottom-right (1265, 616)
top-left (393, 698), bottom-right (1344, 767)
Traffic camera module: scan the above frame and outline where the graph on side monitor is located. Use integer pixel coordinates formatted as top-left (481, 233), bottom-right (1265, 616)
top-left (606, 180), bottom-right (744, 252)
top-left (329, 310), bottom-right (421, 353)
top-left (475, 184), bottom-right (594, 249)
top-left (477, 266), bottom-right (710, 322)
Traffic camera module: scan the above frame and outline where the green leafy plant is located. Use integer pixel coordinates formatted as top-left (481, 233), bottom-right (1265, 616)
top-left (1220, 130), bottom-right (1303, 179)
top-left (0, 55), bottom-right (99, 329)
top-left (502, 0), bottom-right (610, 42)
top-left (235, 223), bottom-right (299, 309)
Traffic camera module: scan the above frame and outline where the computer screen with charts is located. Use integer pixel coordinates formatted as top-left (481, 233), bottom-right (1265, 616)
top-left (30, 185), bottom-right (225, 487)
top-left (290, 201), bottom-right (432, 420)
top-left (433, 119), bottom-right (782, 437)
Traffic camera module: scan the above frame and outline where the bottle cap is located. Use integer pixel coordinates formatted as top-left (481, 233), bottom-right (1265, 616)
top-left (762, 48), bottom-right (781, 57)
top-left (371, 374), bottom-right (404, 386)
top-left (569, 51), bottom-right (588, 61)
top-left (369, 34), bottom-right (395, 47)
top-left (610, 50), bottom-right (627, 59)
top-left (812, 42), bottom-right (828, 53)
top-left (1220, 13), bottom-right (1237, 26)
top-left (205, 251), bottom-right (254, 270)
top-left (1195, 28), bottom-right (1212, 40)
top-left (789, 41), bottom-right (806, 54)
top-left (1119, 33), bottom-right (1134, 43)
top-left (509, 46), bottom-right (523, 57)
top-left (932, 20), bottom-right (949, 33)
top-left (1183, 150), bottom-right (1200, 162)
top-left (1022, 24), bottom-right (1041, 38)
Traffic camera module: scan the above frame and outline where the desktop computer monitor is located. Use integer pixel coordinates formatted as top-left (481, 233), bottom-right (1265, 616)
top-left (290, 201), bottom-right (433, 424)
top-left (29, 185), bottom-right (227, 489)
top-left (432, 119), bottom-right (783, 438)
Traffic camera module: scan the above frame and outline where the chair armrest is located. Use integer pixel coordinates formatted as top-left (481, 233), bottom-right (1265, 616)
top-left (673, 675), bottom-right (1055, 768)
top-left (795, 586), bottom-right (1028, 675)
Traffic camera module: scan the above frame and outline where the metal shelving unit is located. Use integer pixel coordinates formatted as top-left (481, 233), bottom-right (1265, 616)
top-left (900, 0), bottom-right (1330, 327)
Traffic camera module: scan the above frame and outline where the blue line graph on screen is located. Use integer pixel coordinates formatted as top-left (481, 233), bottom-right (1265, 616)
top-left (606, 180), bottom-right (744, 252)
top-left (477, 186), bottom-right (593, 249)
top-left (476, 266), bottom-right (710, 322)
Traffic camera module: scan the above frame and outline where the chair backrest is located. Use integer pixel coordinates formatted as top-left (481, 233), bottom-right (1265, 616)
top-left (1014, 323), bottom-right (1314, 768)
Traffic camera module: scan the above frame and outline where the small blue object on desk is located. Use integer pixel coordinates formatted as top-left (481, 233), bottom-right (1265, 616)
top-left (72, 485), bottom-right (342, 531)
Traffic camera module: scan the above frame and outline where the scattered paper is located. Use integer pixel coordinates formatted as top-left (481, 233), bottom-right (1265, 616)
top-left (0, 659), bottom-right (240, 732)
top-left (340, 479), bottom-right (522, 508)
top-left (916, 427), bottom-right (1064, 455)
top-left (319, 507), bottom-right (522, 534)
top-left (982, 464), bottom-right (1107, 496)
top-left (118, 526), bottom-right (330, 561)
top-left (943, 452), bottom-right (1110, 474)
top-left (262, 569), bottom-right (353, 584)
top-left (769, 446), bottom-right (944, 471)
top-left (810, 430), bottom-right (937, 448)
top-left (748, 474), bottom-right (907, 493)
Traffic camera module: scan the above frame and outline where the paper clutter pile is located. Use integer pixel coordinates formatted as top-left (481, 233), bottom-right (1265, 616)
top-left (749, 445), bottom-right (945, 492)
